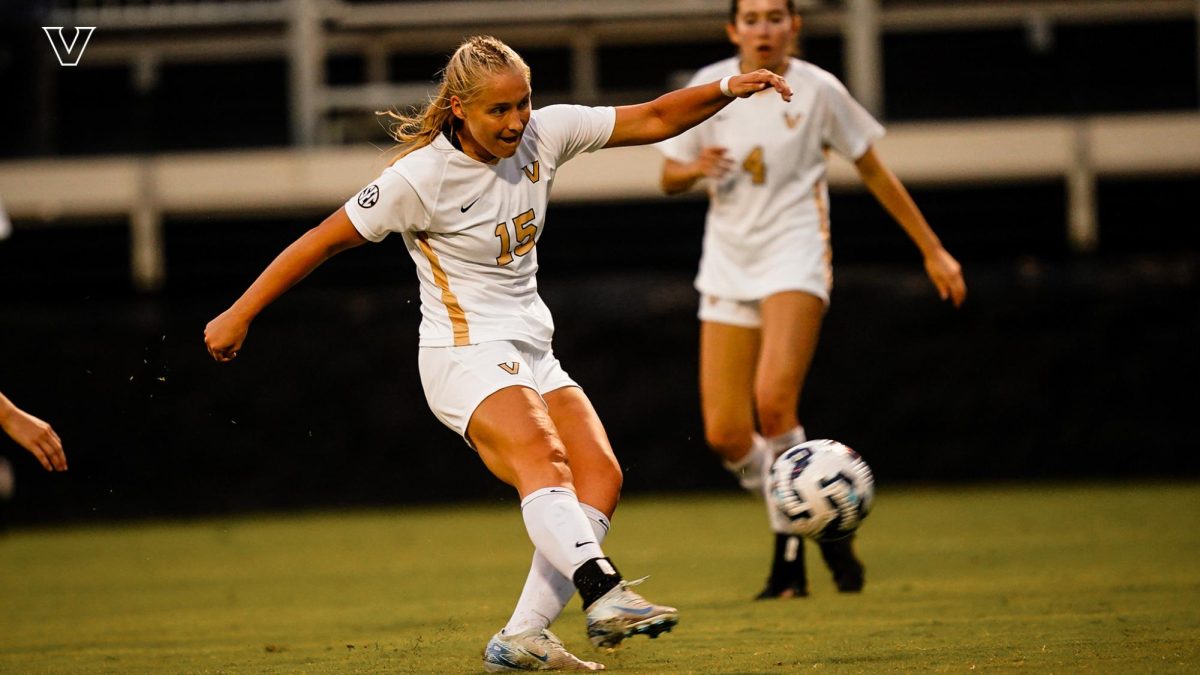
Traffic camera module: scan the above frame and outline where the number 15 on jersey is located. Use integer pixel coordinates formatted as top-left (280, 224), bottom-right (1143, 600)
top-left (495, 208), bottom-right (537, 266)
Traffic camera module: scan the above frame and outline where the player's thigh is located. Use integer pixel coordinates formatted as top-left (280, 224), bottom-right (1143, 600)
top-left (756, 291), bottom-right (825, 414)
top-left (468, 385), bottom-right (572, 497)
top-left (543, 386), bottom-right (622, 516)
top-left (699, 317), bottom-right (761, 440)
top-left (419, 341), bottom-right (539, 444)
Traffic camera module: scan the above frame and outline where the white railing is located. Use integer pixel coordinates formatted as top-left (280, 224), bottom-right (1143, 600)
top-left (49, 0), bottom-right (1200, 139)
top-left (4, 112), bottom-right (1200, 289)
top-left (13, 0), bottom-right (1200, 288)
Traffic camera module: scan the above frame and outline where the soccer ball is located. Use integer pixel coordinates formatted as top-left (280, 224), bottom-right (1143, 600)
top-left (767, 439), bottom-right (874, 541)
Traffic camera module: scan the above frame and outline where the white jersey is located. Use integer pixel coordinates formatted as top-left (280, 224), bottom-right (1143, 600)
top-left (345, 105), bottom-right (616, 348)
top-left (656, 57), bottom-right (884, 301)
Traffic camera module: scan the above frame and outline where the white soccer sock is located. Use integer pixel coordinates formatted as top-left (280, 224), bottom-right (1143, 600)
top-left (503, 503), bottom-right (610, 635)
top-left (763, 425), bottom-right (807, 458)
top-left (723, 433), bottom-right (769, 493)
top-left (520, 487), bottom-right (607, 580)
top-left (763, 426), bottom-right (807, 533)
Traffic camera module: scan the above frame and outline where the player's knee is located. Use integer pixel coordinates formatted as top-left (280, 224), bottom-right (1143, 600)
top-left (594, 452), bottom-right (623, 493)
top-left (704, 422), bottom-right (753, 457)
top-left (568, 450), bottom-right (622, 512)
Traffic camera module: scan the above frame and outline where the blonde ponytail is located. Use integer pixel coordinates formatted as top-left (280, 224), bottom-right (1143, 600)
top-left (378, 36), bottom-right (531, 159)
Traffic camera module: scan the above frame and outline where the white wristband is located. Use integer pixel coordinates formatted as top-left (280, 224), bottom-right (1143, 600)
top-left (719, 75), bottom-right (735, 98)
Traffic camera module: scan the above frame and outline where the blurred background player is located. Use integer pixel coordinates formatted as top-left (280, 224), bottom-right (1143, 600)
top-left (1, 390), bottom-right (67, 474)
top-left (656, 0), bottom-right (967, 599)
top-left (1, 201), bottom-right (68, 527)
top-left (0, 388), bottom-right (68, 529)
top-left (205, 35), bottom-right (791, 670)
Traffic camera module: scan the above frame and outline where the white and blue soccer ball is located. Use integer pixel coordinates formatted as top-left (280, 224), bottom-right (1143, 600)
top-left (768, 439), bottom-right (874, 541)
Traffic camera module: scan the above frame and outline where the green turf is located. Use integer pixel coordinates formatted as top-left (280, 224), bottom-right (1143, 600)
top-left (2, 483), bottom-right (1198, 673)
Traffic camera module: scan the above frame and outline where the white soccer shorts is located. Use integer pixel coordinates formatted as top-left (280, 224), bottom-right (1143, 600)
top-left (418, 339), bottom-right (579, 445)
top-left (698, 294), bottom-right (765, 328)
top-left (698, 287), bottom-right (830, 329)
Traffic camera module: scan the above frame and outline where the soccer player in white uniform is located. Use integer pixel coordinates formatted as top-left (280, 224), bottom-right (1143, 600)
top-left (657, 0), bottom-right (967, 599)
top-left (205, 36), bottom-right (792, 671)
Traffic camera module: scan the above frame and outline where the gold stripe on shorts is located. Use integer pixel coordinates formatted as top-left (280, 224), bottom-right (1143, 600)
top-left (414, 232), bottom-right (470, 346)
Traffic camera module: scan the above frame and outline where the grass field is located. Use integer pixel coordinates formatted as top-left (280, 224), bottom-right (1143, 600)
top-left (2, 482), bottom-right (1198, 673)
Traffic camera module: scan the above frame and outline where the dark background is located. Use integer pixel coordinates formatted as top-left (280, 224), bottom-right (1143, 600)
top-left (0, 6), bottom-right (1197, 526)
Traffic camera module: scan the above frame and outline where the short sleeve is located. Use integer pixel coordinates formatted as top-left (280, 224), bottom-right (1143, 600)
top-left (343, 168), bottom-right (427, 243)
top-left (820, 75), bottom-right (885, 161)
top-left (532, 105), bottom-right (616, 166)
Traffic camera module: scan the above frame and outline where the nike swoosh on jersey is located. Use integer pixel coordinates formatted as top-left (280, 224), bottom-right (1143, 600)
top-left (574, 541), bottom-right (595, 548)
top-left (461, 196), bottom-right (481, 212)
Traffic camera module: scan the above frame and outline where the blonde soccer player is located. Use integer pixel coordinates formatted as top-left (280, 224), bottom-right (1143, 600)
top-left (657, 0), bottom-right (966, 599)
top-left (205, 35), bottom-right (791, 671)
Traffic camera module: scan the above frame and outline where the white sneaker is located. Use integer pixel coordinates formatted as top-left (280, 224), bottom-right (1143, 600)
top-left (482, 628), bottom-right (605, 671)
top-left (584, 577), bottom-right (679, 649)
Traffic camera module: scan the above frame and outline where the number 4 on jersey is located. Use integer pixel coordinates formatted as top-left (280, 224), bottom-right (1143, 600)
top-left (742, 146), bottom-right (766, 185)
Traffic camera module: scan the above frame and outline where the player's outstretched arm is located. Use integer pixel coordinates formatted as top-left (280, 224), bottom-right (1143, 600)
top-left (205, 207), bottom-right (366, 362)
top-left (0, 391), bottom-right (66, 472)
top-left (606, 69), bottom-right (792, 149)
top-left (854, 146), bottom-right (967, 307)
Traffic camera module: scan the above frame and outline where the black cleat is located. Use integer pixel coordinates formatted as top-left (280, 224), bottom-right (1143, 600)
top-left (756, 533), bottom-right (809, 600)
top-left (755, 581), bottom-right (809, 600)
top-left (818, 536), bottom-right (865, 593)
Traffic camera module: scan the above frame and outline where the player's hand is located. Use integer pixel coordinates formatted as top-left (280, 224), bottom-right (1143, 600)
top-left (693, 147), bottom-right (734, 180)
top-left (0, 407), bottom-right (66, 471)
top-left (924, 247), bottom-right (967, 308)
top-left (205, 310), bottom-right (250, 362)
top-left (728, 69), bottom-right (792, 102)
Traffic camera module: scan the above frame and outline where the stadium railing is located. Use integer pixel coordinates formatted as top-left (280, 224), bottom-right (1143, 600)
top-left (6, 0), bottom-right (1200, 289)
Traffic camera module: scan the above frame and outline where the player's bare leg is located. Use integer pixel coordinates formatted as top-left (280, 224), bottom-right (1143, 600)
top-left (544, 386), bottom-right (622, 517)
top-left (470, 385), bottom-right (575, 495)
top-left (756, 291), bottom-right (823, 439)
top-left (700, 316), bottom-right (799, 597)
top-left (699, 320), bottom-right (765, 489)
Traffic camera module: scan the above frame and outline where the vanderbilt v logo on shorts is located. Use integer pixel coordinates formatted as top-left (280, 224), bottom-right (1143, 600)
top-left (784, 112), bottom-right (804, 129)
top-left (498, 362), bottom-right (520, 375)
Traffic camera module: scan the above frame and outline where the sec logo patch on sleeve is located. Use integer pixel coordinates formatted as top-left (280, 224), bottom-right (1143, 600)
top-left (357, 184), bottom-right (380, 208)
